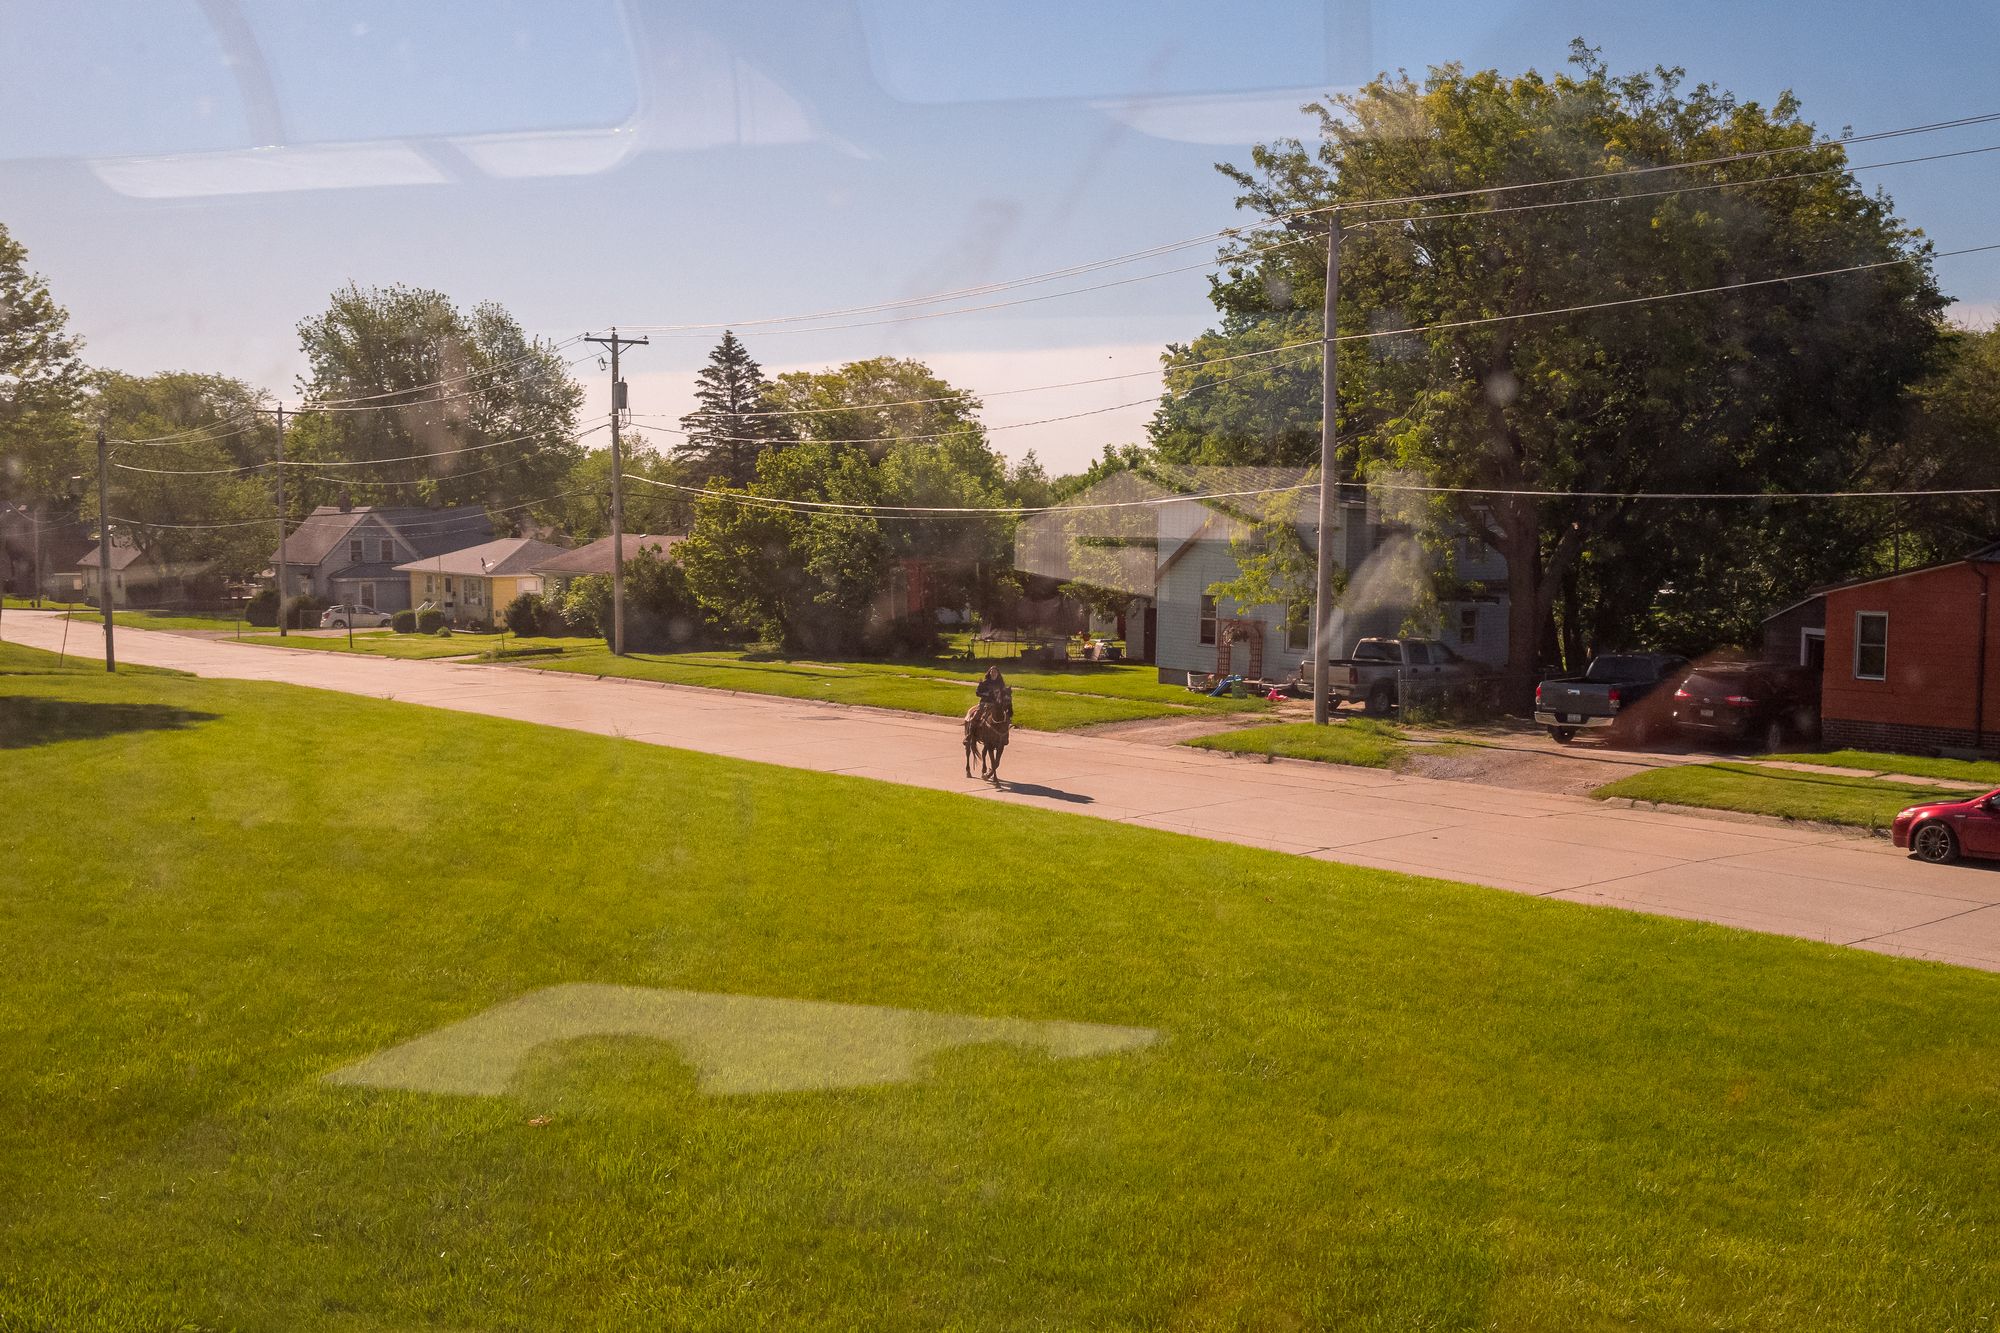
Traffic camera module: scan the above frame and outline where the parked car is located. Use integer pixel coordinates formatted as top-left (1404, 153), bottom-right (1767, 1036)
top-left (320, 604), bottom-right (394, 629)
top-left (1894, 790), bottom-right (2000, 864)
top-left (1669, 662), bottom-right (1820, 750)
top-left (1303, 637), bottom-right (1485, 715)
top-left (1533, 652), bottom-right (1689, 744)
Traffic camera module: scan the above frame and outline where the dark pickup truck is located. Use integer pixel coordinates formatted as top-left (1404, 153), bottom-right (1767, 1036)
top-left (1534, 653), bottom-right (1689, 745)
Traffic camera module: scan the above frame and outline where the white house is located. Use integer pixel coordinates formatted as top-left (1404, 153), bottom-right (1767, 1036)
top-left (1016, 466), bottom-right (1509, 685)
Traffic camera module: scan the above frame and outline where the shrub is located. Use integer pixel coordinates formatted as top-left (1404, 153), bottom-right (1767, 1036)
top-left (624, 550), bottom-right (707, 652)
top-left (467, 618), bottom-right (493, 634)
top-left (245, 587), bottom-right (278, 628)
top-left (282, 594), bottom-right (327, 629)
top-left (503, 591), bottom-right (546, 637)
top-left (563, 575), bottom-right (612, 642)
top-left (390, 608), bottom-right (417, 634)
top-left (433, 627), bottom-right (453, 638)
top-left (864, 611), bottom-right (942, 659)
top-left (415, 607), bottom-right (445, 634)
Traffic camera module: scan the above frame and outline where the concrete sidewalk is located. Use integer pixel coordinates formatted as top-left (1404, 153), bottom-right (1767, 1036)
top-left (8, 610), bottom-right (1999, 974)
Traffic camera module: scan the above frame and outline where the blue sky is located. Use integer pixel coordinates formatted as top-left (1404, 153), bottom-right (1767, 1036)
top-left (4, 0), bottom-right (1998, 472)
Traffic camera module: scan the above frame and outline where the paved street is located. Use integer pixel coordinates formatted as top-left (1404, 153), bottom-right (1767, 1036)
top-left (9, 610), bottom-right (1999, 973)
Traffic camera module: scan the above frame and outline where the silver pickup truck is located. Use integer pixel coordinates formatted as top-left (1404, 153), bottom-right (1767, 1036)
top-left (1303, 637), bottom-right (1484, 715)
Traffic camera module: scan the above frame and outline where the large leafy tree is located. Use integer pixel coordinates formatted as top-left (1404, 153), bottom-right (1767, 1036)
top-left (674, 330), bottom-right (790, 485)
top-left (679, 358), bottom-right (1015, 649)
top-left (286, 284), bottom-right (584, 521)
top-left (1158, 47), bottom-right (1944, 672)
top-left (0, 221), bottom-right (87, 512)
top-left (88, 371), bottom-right (277, 580)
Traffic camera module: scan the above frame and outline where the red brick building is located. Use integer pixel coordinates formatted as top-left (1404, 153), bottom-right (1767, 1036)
top-left (1820, 543), bottom-right (2000, 756)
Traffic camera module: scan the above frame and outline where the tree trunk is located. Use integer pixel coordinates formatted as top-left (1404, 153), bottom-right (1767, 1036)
top-left (1500, 496), bottom-right (1544, 708)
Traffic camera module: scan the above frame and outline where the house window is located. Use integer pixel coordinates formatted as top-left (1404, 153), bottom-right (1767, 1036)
top-left (444, 577), bottom-right (454, 595)
top-left (1198, 594), bottom-right (1217, 646)
top-left (1854, 612), bottom-right (1888, 681)
top-left (1459, 606), bottom-right (1478, 645)
top-left (1285, 618), bottom-right (1310, 652)
top-left (350, 539), bottom-right (364, 563)
top-left (467, 580), bottom-right (483, 607)
top-left (378, 539), bottom-right (393, 562)
top-left (358, 583), bottom-right (374, 609)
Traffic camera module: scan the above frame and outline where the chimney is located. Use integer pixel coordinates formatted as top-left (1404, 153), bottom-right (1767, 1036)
top-left (338, 489), bottom-right (353, 513)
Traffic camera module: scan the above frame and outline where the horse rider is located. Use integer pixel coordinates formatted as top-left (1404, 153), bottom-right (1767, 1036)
top-left (971, 663), bottom-right (1012, 723)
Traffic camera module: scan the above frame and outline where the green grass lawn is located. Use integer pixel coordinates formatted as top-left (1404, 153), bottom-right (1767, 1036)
top-left (514, 646), bottom-right (1267, 732)
top-left (1187, 718), bottom-right (1412, 768)
top-left (1765, 747), bottom-right (2000, 786)
top-left (3, 648), bottom-right (1997, 1329)
top-left (60, 607), bottom-right (255, 633)
top-left (238, 630), bottom-right (598, 660)
top-left (3, 597), bottom-right (93, 611)
top-left (0, 640), bottom-right (187, 678)
top-left (1593, 761), bottom-right (1973, 829)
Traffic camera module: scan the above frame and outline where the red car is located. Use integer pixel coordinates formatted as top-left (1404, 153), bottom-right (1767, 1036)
top-left (1894, 790), bottom-right (2000, 864)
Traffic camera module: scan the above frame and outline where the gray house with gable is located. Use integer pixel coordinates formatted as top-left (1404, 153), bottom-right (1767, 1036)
top-left (271, 504), bottom-right (493, 612)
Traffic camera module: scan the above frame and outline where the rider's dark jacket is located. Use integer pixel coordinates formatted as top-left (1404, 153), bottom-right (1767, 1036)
top-left (976, 676), bottom-right (1008, 710)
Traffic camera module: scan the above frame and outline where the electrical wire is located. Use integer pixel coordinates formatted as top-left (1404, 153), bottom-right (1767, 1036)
top-left (112, 423), bottom-right (607, 477)
top-left (607, 110), bottom-right (2000, 335)
top-left (109, 487), bottom-right (594, 533)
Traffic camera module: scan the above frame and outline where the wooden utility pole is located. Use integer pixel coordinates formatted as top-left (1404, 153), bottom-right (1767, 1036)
top-left (583, 328), bottom-right (649, 655)
top-left (95, 423), bottom-right (115, 672)
top-left (274, 402), bottom-right (289, 636)
top-left (1312, 213), bottom-right (1341, 724)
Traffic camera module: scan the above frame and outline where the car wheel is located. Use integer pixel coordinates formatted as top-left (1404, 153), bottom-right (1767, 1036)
top-left (1549, 727), bottom-right (1577, 744)
top-left (1911, 821), bottom-right (1959, 865)
top-left (1365, 682), bottom-right (1394, 716)
top-left (1760, 718), bottom-right (1786, 752)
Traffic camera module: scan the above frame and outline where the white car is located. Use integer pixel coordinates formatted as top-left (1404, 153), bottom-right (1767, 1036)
top-left (320, 604), bottom-right (394, 629)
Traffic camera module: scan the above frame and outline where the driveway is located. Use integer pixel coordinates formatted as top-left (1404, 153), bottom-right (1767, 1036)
top-left (8, 610), bottom-right (1998, 974)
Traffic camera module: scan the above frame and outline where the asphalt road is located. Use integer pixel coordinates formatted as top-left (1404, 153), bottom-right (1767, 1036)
top-left (8, 610), bottom-right (1997, 973)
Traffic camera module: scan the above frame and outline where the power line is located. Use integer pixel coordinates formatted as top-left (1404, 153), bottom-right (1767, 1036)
top-left (605, 110), bottom-right (2000, 336)
top-left (1346, 140), bottom-right (2000, 232)
top-left (110, 487), bottom-right (595, 533)
top-left (112, 423), bottom-right (608, 476)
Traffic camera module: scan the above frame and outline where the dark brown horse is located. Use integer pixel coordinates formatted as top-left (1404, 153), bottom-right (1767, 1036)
top-left (963, 688), bottom-right (1013, 780)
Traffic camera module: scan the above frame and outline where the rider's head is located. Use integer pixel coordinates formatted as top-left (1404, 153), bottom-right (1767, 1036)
top-left (986, 664), bottom-right (1002, 680)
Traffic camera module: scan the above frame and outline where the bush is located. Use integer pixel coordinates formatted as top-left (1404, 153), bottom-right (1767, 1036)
top-left (415, 607), bottom-right (445, 634)
top-left (503, 591), bottom-right (546, 637)
top-left (390, 609), bottom-right (417, 634)
top-left (245, 587), bottom-right (278, 628)
top-left (433, 627), bottom-right (453, 638)
top-left (282, 594), bottom-right (327, 629)
top-left (563, 575), bottom-right (612, 642)
top-left (624, 550), bottom-right (707, 652)
top-left (864, 611), bottom-right (942, 658)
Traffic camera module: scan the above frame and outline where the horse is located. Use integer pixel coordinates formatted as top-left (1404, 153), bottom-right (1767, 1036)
top-left (963, 688), bottom-right (1013, 781)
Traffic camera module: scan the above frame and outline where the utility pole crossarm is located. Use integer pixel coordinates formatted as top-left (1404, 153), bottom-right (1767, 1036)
top-left (582, 328), bottom-right (650, 656)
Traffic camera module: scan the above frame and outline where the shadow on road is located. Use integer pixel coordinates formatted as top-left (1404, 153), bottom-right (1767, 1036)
top-left (0, 696), bottom-right (218, 750)
top-left (996, 780), bottom-right (1094, 804)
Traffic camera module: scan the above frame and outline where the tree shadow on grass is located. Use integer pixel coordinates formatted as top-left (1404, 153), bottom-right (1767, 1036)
top-left (0, 696), bottom-right (219, 750)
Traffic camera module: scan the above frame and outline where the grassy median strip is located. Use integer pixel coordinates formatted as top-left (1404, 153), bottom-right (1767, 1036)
top-left (1765, 748), bottom-right (2000, 786)
top-left (1593, 760), bottom-right (1968, 829)
top-left (4, 645), bottom-right (1997, 1329)
top-left (1186, 717), bottom-right (1412, 768)
top-left (511, 646), bottom-right (1263, 732)
top-left (239, 630), bottom-right (596, 660)
top-left (61, 607), bottom-right (252, 633)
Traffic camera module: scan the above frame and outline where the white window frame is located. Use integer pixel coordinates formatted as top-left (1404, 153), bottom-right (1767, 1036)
top-left (1853, 611), bottom-right (1888, 681)
top-left (1198, 593), bottom-right (1217, 646)
top-left (1284, 617), bottom-right (1310, 652)
top-left (350, 539), bottom-right (364, 563)
top-left (1799, 627), bottom-right (1825, 667)
top-left (1458, 605), bottom-right (1478, 645)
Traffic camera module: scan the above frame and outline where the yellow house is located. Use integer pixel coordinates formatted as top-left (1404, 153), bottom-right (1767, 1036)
top-left (395, 537), bottom-right (568, 627)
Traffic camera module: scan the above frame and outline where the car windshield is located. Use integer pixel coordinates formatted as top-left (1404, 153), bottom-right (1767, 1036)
top-left (7, 3), bottom-right (1998, 1326)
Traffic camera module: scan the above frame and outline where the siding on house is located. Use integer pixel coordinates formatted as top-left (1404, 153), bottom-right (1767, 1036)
top-left (1822, 560), bottom-right (2000, 754)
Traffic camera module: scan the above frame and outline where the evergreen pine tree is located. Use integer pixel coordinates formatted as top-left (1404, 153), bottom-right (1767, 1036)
top-left (676, 330), bottom-right (788, 485)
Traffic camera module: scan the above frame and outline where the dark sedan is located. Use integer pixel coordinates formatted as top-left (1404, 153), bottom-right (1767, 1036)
top-left (1894, 790), bottom-right (2000, 864)
top-left (1669, 662), bottom-right (1819, 750)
